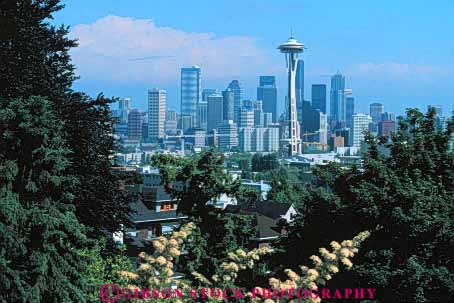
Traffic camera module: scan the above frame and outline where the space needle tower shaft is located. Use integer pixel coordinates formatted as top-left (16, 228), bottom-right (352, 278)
top-left (278, 35), bottom-right (304, 157)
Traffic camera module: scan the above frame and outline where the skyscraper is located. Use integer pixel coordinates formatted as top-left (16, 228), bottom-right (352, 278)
top-left (428, 105), bottom-right (447, 130)
top-left (148, 89), bottom-right (166, 143)
top-left (311, 84), bottom-right (326, 114)
top-left (345, 95), bottom-right (355, 146)
top-left (127, 109), bottom-right (142, 141)
top-left (352, 113), bottom-right (372, 147)
top-left (202, 88), bottom-right (218, 102)
top-left (181, 66), bottom-right (201, 123)
top-left (257, 76), bottom-right (278, 122)
top-left (118, 97), bottom-right (131, 124)
top-left (207, 94), bottom-right (224, 132)
top-left (300, 101), bottom-right (327, 145)
top-left (227, 80), bottom-right (243, 123)
top-left (278, 36), bottom-right (304, 156)
top-left (295, 60), bottom-right (304, 104)
top-left (378, 120), bottom-right (396, 137)
top-left (218, 120), bottom-right (238, 151)
top-left (346, 96), bottom-right (355, 128)
top-left (197, 101), bottom-right (208, 131)
top-left (330, 71), bottom-right (346, 126)
top-left (381, 112), bottom-right (396, 121)
top-left (238, 107), bottom-right (254, 128)
top-left (222, 88), bottom-right (234, 121)
top-left (370, 102), bottom-right (384, 124)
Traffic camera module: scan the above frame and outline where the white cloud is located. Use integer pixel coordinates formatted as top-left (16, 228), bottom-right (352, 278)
top-left (346, 62), bottom-right (449, 80)
top-left (70, 15), bottom-right (275, 83)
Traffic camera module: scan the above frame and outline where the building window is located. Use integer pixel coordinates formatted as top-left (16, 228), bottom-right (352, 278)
top-left (160, 202), bottom-right (174, 211)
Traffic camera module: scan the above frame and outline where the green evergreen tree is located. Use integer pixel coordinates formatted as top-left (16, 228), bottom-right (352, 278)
top-left (274, 108), bottom-right (454, 302)
top-left (152, 149), bottom-right (256, 278)
top-left (0, 0), bottom-right (131, 235)
top-left (0, 97), bottom-right (89, 302)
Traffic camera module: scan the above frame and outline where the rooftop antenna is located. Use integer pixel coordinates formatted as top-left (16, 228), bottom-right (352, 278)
top-left (290, 27), bottom-right (294, 38)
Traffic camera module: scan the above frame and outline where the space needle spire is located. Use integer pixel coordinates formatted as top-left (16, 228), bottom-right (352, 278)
top-left (278, 34), bottom-right (305, 156)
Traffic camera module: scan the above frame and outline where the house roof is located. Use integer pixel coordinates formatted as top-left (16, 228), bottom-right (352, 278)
top-left (225, 201), bottom-right (293, 241)
top-left (254, 214), bottom-right (281, 240)
top-left (130, 200), bottom-right (187, 223)
top-left (225, 201), bottom-right (293, 220)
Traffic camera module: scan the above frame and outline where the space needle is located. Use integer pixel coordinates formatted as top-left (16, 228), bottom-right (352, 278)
top-left (278, 34), bottom-right (305, 157)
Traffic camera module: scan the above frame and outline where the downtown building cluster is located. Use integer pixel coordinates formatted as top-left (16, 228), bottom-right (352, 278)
top-left (112, 58), bottom-right (450, 157)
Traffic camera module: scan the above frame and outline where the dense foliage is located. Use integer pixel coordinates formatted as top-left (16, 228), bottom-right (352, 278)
top-left (275, 108), bottom-right (454, 302)
top-left (0, 1), bottom-right (133, 301)
top-left (0, 97), bottom-right (89, 302)
top-left (152, 150), bottom-right (256, 278)
top-left (0, 0), bottom-right (131, 235)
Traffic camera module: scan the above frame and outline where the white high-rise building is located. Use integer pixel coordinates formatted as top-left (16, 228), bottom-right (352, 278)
top-left (148, 89), bottom-right (166, 142)
top-left (264, 127), bottom-right (280, 152)
top-left (239, 128), bottom-right (254, 152)
top-left (352, 113), bottom-right (372, 147)
top-left (239, 107), bottom-right (254, 128)
top-left (218, 120), bottom-right (238, 151)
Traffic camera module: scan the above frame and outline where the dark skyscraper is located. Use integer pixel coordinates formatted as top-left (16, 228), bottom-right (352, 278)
top-left (370, 102), bottom-right (384, 123)
top-left (296, 60), bottom-right (304, 104)
top-left (257, 76), bottom-right (277, 122)
top-left (222, 88), bottom-right (234, 121)
top-left (207, 94), bottom-right (224, 132)
top-left (330, 71), bottom-right (346, 125)
top-left (259, 76), bottom-right (276, 87)
top-left (311, 84), bottom-right (326, 114)
top-left (346, 96), bottom-right (355, 128)
top-left (227, 80), bottom-right (243, 123)
top-left (202, 88), bottom-right (218, 102)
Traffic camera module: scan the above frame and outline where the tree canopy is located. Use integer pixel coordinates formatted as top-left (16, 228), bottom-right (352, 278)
top-left (274, 108), bottom-right (454, 302)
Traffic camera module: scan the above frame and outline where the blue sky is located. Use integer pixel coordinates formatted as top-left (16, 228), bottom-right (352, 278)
top-left (54, 0), bottom-right (454, 116)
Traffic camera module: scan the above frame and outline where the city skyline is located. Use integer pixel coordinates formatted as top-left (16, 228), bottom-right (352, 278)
top-left (55, 0), bottom-right (454, 115)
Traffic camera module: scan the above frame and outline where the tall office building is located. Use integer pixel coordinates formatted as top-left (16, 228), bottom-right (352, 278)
top-left (227, 80), bottom-right (243, 123)
top-left (257, 76), bottom-right (278, 122)
top-left (202, 88), bottom-right (218, 102)
top-left (218, 120), bottom-right (238, 151)
top-left (346, 96), bottom-right (355, 128)
top-left (186, 128), bottom-right (206, 148)
top-left (222, 88), bottom-right (234, 121)
top-left (370, 102), bottom-right (384, 123)
top-left (352, 113), bottom-right (372, 147)
top-left (330, 71), bottom-right (346, 126)
top-left (207, 94), bottom-right (224, 132)
top-left (428, 105), bottom-right (447, 131)
top-left (311, 84), bottom-right (326, 114)
top-left (239, 128), bottom-right (254, 152)
top-left (381, 112), bottom-right (396, 121)
top-left (127, 109), bottom-right (142, 141)
top-left (263, 112), bottom-right (273, 127)
top-left (148, 89), bottom-right (166, 142)
top-left (197, 101), bottom-right (208, 131)
top-left (165, 109), bottom-right (178, 135)
top-left (345, 95), bottom-right (355, 146)
top-left (378, 120), bottom-right (396, 137)
top-left (238, 107), bottom-right (254, 128)
top-left (181, 66), bottom-right (201, 123)
top-left (118, 97), bottom-right (131, 124)
top-left (166, 110), bottom-right (177, 121)
top-left (295, 60), bottom-right (304, 105)
top-left (300, 101), bottom-right (328, 145)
